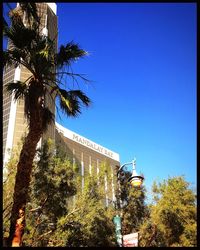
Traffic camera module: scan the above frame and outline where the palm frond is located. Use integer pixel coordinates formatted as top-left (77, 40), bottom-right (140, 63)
top-left (57, 88), bottom-right (91, 117)
top-left (3, 51), bottom-right (17, 67)
top-left (68, 90), bottom-right (91, 107)
top-left (56, 41), bottom-right (88, 68)
top-left (3, 4), bottom-right (91, 122)
top-left (57, 88), bottom-right (79, 117)
top-left (59, 89), bottom-right (73, 112)
top-left (35, 38), bottom-right (55, 66)
top-left (19, 2), bottom-right (39, 24)
top-left (4, 18), bottom-right (37, 50)
top-left (60, 98), bottom-right (81, 117)
top-left (24, 36), bottom-right (56, 78)
top-left (5, 81), bottom-right (28, 100)
top-left (3, 49), bottom-right (23, 67)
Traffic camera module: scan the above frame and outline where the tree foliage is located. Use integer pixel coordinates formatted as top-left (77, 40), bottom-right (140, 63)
top-left (46, 162), bottom-right (116, 247)
top-left (20, 140), bottom-right (77, 247)
top-left (139, 176), bottom-right (197, 247)
top-left (121, 185), bottom-right (149, 235)
top-left (115, 170), bottom-right (149, 236)
top-left (13, 142), bottom-right (116, 247)
top-left (3, 143), bottom-right (22, 240)
top-left (4, 144), bottom-right (196, 247)
top-left (3, 3), bottom-right (91, 245)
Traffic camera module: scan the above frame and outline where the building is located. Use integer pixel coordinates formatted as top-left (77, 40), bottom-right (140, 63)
top-left (55, 122), bottom-right (120, 206)
top-left (3, 3), bottom-right (121, 205)
top-left (3, 3), bottom-right (57, 168)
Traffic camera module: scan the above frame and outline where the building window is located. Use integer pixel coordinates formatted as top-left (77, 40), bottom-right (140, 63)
top-left (97, 159), bottom-right (99, 185)
top-left (73, 149), bottom-right (75, 168)
top-left (97, 159), bottom-right (99, 175)
top-left (111, 165), bottom-right (116, 205)
top-left (104, 174), bottom-right (109, 207)
top-left (89, 156), bottom-right (92, 175)
top-left (81, 152), bottom-right (84, 190)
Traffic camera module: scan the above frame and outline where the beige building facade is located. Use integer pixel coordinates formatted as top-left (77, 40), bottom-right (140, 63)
top-left (55, 122), bottom-right (120, 206)
top-left (3, 3), bottom-right (57, 167)
top-left (3, 3), bottom-right (121, 206)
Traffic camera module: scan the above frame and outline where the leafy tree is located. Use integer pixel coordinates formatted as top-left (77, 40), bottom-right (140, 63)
top-left (48, 162), bottom-right (116, 247)
top-left (139, 176), bottom-right (197, 247)
top-left (3, 141), bottom-right (23, 246)
top-left (16, 143), bottom-right (116, 247)
top-left (115, 169), bottom-right (148, 236)
top-left (22, 140), bottom-right (78, 247)
top-left (3, 3), bottom-right (91, 246)
top-left (3, 140), bottom-right (117, 247)
top-left (3, 139), bottom-right (77, 247)
top-left (121, 185), bottom-right (149, 235)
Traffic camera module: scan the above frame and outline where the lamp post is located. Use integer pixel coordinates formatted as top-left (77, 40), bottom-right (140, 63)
top-left (117, 158), bottom-right (144, 188)
top-left (113, 158), bottom-right (144, 247)
top-left (113, 215), bottom-right (123, 247)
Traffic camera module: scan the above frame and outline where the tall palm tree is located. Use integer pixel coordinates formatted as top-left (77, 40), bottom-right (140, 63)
top-left (3, 3), bottom-right (91, 246)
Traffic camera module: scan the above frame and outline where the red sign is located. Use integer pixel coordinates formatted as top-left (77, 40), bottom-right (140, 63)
top-left (123, 232), bottom-right (139, 247)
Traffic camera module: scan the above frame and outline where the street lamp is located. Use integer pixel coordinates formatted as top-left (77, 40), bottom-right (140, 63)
top-left (113, 158), bottom-right (144, 247)
top-left (117, 158), bottom-right (144, 188)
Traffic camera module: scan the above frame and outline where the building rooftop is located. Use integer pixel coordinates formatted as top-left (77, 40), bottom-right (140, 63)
top-left (55, 122), bottom-right (120, 162)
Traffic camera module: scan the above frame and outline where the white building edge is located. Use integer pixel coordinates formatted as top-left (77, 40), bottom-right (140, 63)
top-left (55, 122), bottom-right (120, 162)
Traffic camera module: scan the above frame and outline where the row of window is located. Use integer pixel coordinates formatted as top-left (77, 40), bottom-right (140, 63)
top-left (72, 149), bottom-right (116, 207)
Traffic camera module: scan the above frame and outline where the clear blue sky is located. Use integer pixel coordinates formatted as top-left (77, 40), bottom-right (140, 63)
top-left (55, 3), bottom-right (197, 197)
top-left (3, 3), bottom-right (197, 197)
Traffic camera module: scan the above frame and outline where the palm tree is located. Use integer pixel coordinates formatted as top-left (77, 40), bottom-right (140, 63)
top-left (3, 3), bottom-right (91, 246)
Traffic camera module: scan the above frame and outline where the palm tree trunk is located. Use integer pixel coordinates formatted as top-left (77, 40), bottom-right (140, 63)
top-left (8, 126), bottom-right (42, 247)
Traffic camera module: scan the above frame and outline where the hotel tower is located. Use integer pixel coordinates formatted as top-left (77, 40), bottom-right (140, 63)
top-left (3, 3), bottom-right (120, 204)
top-left (3, 3), bottom-right (57, 168)
top-left (55, 122), bottom-right (120, 205)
